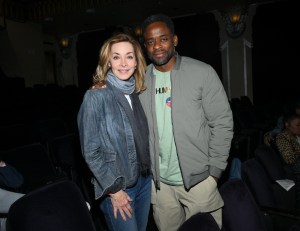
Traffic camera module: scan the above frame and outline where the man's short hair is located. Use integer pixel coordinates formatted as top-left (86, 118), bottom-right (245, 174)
top-left (141, 14), bottom-right (175, 36)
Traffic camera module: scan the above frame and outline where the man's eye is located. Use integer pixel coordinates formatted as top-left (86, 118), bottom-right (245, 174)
top-left (161, 37), bottom-right (168, 42)
top-left (146, 41), bottom-right (153, 46)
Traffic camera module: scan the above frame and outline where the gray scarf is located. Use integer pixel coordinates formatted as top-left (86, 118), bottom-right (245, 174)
top-left (106, 70), bottom-right (135, 94)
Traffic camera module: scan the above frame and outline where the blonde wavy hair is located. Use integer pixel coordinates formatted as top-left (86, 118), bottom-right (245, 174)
top-left (93, 33), bottom-right (147, 93)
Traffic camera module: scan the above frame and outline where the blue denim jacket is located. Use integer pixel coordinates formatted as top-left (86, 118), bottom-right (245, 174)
top-left (77, 86), bottom-right (139, 199)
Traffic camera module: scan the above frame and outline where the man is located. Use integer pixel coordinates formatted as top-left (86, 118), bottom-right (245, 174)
top-left (139, 14), bottom-right (234, 231)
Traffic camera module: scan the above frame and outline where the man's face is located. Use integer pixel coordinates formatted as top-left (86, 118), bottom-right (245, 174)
top-left (143, 21), bottom-right (177, 69)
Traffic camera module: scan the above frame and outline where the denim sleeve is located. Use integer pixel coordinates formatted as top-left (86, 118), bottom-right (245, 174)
top-left (77, 90), bottom-right (124, 197)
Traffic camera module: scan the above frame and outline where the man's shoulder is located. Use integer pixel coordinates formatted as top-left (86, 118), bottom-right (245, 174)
top-left (181, 56), bottom-right (210, 67)
top-left (146, 64), bottom-right (153, 72)
top-left (178, 56), bottom-right (214, 77)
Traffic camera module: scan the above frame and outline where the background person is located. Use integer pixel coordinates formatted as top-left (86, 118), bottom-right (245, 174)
top-left (264, 102), bottom-right (300, 146)
top-left (0, 159), bottom-right (24, 231)
top-left (0, 159), bottom-right (23, 191)
top-left (276, 113), bottom-right (300, 212)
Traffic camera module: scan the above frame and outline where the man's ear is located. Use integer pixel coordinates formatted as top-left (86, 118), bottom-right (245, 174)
top-left (173, 35), bottom-right (178, 47)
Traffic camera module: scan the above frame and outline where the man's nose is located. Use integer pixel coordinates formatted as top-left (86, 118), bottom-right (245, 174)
top-left (153, 38), bottom-right (162, 49)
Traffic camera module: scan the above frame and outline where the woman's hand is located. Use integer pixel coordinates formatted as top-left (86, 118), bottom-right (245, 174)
top-left (109, 190), bottom-right (133, 221)
top-left (90, 83), bottom-right (106, 89)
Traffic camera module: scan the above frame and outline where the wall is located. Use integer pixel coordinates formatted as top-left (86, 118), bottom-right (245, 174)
top-left (0, 19), bottom-right (78, 88)
top-left (0, 27), bottom-right (20, 78)
top-left (214, 4), bottom-right (256, 102)
top-left (0, 19), bottom-right (45, 87)
top-left (2, 0), bottom-right (295, 102)
top-left (252, 0), bottom-right (299, 106)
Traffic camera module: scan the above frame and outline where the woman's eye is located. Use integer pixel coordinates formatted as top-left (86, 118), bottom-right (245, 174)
top-left (113, 56), bottom-right (119, 60)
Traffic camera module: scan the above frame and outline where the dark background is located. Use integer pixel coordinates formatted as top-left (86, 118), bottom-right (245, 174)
top-left (76, 0), bottom-right (299, 108)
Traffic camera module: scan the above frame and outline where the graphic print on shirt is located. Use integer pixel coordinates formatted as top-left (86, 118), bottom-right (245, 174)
top-left (156, 86), bottom-right (171, 108)
top-left (166, 97), bottom-right (171, 107)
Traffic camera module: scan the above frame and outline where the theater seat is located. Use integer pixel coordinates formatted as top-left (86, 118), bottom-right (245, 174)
top-left (220, 178), bottom-right (267, 231)
top-left (6, 180), bottom-right (97, 231)
top-left (178, 179), bottom-right (268, 231)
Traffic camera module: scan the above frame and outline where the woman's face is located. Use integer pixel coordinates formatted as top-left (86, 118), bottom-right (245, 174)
top-left (287, 118), bottom-right (300, 136)
top-left (109, 41), bottom-right (137, 81)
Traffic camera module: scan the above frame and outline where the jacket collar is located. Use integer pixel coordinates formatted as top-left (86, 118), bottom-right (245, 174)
top-left (148, 52), bottom-right (182, 75)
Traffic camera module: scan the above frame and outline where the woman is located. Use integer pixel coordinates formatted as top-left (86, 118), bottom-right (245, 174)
top-left (276, 113), bottom-right (300, 212)
top-left (77, 33), bottom-right (151, 231)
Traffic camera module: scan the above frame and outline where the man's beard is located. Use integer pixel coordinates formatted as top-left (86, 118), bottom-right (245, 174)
top-left (148, 48), bottom-right (175, 66)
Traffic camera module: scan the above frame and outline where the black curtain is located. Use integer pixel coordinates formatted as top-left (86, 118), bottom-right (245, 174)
top-left (252, 0), bottom-right (299, 106)
top-left (173, 13), bottom-right (222, 79)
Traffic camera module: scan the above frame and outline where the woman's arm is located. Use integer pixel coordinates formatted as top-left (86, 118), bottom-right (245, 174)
top-left (77, 90), bottom-right (123, 197)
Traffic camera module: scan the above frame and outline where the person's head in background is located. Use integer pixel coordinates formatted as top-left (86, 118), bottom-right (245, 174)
top-left (282, 100), bottom-right (300, 116)
top-left (283, 113), bottom-right (300, 137)
top-left (141, 14), bottom-right (178, 72)
top-left (93, 33), bottom-right (147, 93)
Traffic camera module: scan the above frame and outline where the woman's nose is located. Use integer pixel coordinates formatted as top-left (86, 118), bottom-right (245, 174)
top-left (120, 58), bottom-right (127, 66)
